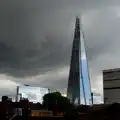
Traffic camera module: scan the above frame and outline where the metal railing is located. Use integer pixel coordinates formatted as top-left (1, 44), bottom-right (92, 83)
top-left (9, 114), bottom-right (17, 120)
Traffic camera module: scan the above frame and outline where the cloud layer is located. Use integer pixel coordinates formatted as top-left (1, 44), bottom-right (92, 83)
top-left (1, 0), bottom-right (120, 101)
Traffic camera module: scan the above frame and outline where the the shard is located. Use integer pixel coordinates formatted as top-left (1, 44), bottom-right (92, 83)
top-left (67, 16), bottom-right (81, 104)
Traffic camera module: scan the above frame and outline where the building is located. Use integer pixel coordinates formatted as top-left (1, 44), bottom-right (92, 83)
top-left (103, 68), bottom-right (120, 104)
top-left (67, 16), bottom-right (81, 104)
top-left (31, 110), bottom-right (52, 117)
top-left (16, 85), bottom-right (49, 103)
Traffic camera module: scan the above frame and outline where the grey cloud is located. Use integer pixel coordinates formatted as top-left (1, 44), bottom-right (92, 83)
top-left (1, 0), bottom-right (120, 96)
top-left (1, 1), bottom-right (76, 77)
top-left (26, 92), bottom-right (37, 100)
top-left (82, 8), bottom-right (120, 95)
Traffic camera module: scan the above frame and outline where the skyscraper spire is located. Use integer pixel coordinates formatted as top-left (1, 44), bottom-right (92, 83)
top-left (67, 17), bottom-right (81, 104)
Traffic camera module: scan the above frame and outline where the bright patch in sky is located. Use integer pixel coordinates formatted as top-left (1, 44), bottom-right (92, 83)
top-left (19, 86), bottom-right (48, 103)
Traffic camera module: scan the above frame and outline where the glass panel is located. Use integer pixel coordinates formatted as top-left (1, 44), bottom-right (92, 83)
top-left (80, 31), bottom-right (91, 105)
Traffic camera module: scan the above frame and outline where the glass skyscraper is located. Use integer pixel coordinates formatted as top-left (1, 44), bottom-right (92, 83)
top-left (67, 16), bottom-right (91, 105)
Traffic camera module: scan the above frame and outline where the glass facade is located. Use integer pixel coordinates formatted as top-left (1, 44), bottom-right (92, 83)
top-left (67, 17), bottom-right (91, 105)
top-left (80, 31), bottom-right (92, 105)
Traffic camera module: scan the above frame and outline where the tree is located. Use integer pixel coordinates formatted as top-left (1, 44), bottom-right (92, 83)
top-left (42, 92), bottom-right (71, 112)
top-left (2, 96), bottom-right (8, 102)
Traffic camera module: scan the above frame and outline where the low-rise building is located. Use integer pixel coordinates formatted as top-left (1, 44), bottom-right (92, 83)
top-left (103, 68), bottom-right (120, 104)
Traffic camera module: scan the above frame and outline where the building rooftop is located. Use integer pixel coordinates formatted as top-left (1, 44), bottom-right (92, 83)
top-left (103, 68), bottom-right (120, 73)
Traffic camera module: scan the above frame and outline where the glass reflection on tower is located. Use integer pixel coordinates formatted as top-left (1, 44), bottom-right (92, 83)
top-left (80, 31), bottom-right (92, 105)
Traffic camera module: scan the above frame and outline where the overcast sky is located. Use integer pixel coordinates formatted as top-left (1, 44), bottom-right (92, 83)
top-left (1, 0), bottom-right (120, 101)
top-left (19, 86), bottom-right (48, 103)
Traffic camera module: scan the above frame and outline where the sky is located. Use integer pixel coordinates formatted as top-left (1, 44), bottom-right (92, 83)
top-left (1, 0), bottom-right (120, 103)
top-left (19, 86), bottom-right (48, 103)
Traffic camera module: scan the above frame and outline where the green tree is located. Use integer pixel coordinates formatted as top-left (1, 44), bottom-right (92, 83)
top-left (42, 92), bottom-right (71, 112)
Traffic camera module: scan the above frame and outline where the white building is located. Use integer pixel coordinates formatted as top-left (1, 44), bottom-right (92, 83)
top-left (103, 68), bottom-right (120, 104)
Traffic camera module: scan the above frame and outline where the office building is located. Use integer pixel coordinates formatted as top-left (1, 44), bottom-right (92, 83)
top-left (103, 68), bottom-right (120, 104)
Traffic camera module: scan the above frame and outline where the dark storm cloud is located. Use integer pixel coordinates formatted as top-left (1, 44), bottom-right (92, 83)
top-left (0, 0), bottom-right (75, 77)
top-left (1, 0), bottom-right (120, 97)
top-left (83, 7), bottom-right (120, 72)
top-left (1, 0), bottom-right (120, 77)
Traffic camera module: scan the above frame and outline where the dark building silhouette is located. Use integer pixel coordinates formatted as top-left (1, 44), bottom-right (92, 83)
top-left (67, 16), bottom-right (81, 104)
top-left (2, 96), bottom-right (8, 102)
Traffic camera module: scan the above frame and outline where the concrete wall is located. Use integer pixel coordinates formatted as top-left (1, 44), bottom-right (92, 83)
top-left (103, 69), bottom-right (120, 104)
top-left (103, 70), bottom-right (120, 80)
top-left (104, 80), bottom-right (120, 88)
top-left (104, 89), bottom-right (120, 104)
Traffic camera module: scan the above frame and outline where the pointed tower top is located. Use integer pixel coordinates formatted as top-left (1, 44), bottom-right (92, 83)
top-left (76, 16), bottom-right (79, 21)
top-left (76, 16), bottom-right (79, 19)
top-left (74, 16), bottom-right (80, 39)
top-left (75, 16), bottom-right (80, 24)
top-left (76, 16), bottom-right (81, 23)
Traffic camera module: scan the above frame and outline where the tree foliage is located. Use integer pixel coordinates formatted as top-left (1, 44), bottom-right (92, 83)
top-left (42, 92), bottom-right (72, 112)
